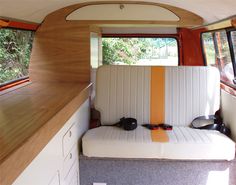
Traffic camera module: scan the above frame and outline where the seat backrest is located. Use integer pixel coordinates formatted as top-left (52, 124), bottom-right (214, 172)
top-left (95, 65), bottom-right (220, 126)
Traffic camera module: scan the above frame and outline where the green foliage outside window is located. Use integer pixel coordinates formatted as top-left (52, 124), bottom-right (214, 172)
top-left (103, 38), bottom-right (149, 65)
top-left (102, 37), bottom-right (178, 66)
top-left (0, 28), bottom-right (34, 84)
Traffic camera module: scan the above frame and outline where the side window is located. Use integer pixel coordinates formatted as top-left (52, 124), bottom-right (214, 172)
top-left (231, 31), bottom-right (236, 64)
top-left (0, 28), bottom-right (34, 86)
top-left (202, 32), bottom-right (216, 66)
top-left (102, 37), bottom-right (179, 66)
top-left (202, 30), bottom-right (236, 87)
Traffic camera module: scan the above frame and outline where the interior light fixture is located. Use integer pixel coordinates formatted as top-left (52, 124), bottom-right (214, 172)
top-left (120, 4), bottom-right (125, 10)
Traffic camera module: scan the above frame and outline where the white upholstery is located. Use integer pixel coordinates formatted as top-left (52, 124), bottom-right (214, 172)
top-left (83, 126), bottom-right (235, 160)
top-left (165, 66), bottom-right (220, 126)
top-left (95, 65), bottom-right (220, 126)
top-left (83, 126), bottom-right (160, 158)
top-left (83, 65), bottom-right (235, 160)
top-left (95, 65), bottom-right (151, 125)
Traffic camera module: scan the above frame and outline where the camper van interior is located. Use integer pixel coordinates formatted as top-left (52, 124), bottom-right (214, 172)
top-left (1, 1), bottom-right (236, 185)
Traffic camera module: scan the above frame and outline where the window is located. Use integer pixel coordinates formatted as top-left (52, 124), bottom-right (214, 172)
top-left (0, 28), bottom-right (34, 86)
top-left (231, 31), bottom-right (236, 68)
top-left (102, 37), bottom-right (178, 66)
top-left (202, 29), bottom-right (236, 87)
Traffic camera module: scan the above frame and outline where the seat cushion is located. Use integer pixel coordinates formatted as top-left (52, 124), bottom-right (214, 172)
top-left (82, 126), bottom-right (235, 160)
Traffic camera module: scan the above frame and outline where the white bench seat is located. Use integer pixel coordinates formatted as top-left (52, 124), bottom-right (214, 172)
top-left (82, 66), bottom-right (235, 160)
top-left (83, 126), bottom-right (235, 160)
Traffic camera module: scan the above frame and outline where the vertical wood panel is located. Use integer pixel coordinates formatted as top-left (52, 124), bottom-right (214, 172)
top-left (29, 24), bottom-right (92, 83)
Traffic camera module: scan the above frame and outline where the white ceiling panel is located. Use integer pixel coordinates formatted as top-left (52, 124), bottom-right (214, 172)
top-left (0, 0), bottom-right (235, 24)
top-left (67, 4), bottom-right (179, 21)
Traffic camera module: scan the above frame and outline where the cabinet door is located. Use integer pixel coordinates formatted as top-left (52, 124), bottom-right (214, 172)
top-left (69, 172), bottom-right (78, 185)
top-left (12, 133), bottom-right (62, 185)
top-left (49, 172), bottom-right (60, 185)
top-left (12, 99), bottom-right (90, 185)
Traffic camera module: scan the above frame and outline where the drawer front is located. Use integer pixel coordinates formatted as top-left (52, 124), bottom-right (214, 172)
top-left (69, 172), bottom-right (78, 185)
top-left (64, 162), bottom-right (78, 185)
top-left (48, 172), bottom-right (60, 185)
top-left (63, 122), bottom-right (78, 157)
top-left (63, 144), bottom-right (78, 179)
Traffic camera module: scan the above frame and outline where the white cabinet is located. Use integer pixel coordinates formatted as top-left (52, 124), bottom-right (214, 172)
top-left (12, 99), bottom-right (90, 185)
top-left (48, 172), bottom-right (60, 185)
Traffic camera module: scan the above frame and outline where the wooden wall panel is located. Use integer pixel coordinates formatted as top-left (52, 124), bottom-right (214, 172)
top-left (29, 23), bottom-right (92, 83)
top-left (29, 1), bottom-right (202, 83)
top-left (41, 1), bottom-right (203, 27)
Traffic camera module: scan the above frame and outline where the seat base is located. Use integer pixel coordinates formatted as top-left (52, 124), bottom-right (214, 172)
top-left (82, 126), bottom-right (235, 161)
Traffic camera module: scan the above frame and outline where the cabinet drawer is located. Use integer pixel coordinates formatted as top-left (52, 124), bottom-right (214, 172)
top-left (69, 172), bottom-right (78, 185)
top-left (63, 122), bottom-right (78, 157)
top-left (48, 172), bottom-right (60, 185)
top-left (63, 144), bottom-right (78, 179)
top-left (64, 161), bottom-right (78, 185)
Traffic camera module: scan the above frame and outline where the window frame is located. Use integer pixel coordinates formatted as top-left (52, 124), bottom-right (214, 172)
top-left (201, 27), bottom-right (236, 89)
top-left (0, 26), bottom-right (35, 91)
top-left (102, 34), bottom-right (180, 66)
top-left (227, 28), bottom-right (236, 84)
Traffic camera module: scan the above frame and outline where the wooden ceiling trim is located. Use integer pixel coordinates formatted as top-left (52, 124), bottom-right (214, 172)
top-left (194, 15), bottom-right (236, 31)
top-left (43, 1), bottom-right (203, 27)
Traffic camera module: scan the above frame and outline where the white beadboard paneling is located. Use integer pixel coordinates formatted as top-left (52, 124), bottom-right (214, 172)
top-left (144, 67), bottom-right (151, 124)
top-left (109, 66), bottom-right (118, 123)
top-left (95, 65), bottom-right (151, 125)
top-left (96, 65), bottom-right (219, 126)
top-left (130, 67), bottom-right (138, 119)
top-left (123, 66), bottom-right (131, 118)
top-left (165, 66), bottom-right (220, 126)
top-left (116, 66), bottom-right (124, 122)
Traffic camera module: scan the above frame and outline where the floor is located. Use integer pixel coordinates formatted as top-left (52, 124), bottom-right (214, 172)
top-left (79, 155), bottom-right (236, 185)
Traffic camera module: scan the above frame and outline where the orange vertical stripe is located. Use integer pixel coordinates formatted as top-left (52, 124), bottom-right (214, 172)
top-left (150, 67), bottom-right (165, 124)
top-left (151, 129), bottom-right (169, 142)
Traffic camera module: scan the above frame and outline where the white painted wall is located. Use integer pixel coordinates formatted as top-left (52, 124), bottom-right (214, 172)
top-left (221, 90), bottom-right (236, 142)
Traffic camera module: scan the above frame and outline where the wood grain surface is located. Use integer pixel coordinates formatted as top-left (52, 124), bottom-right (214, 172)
top-left (0, 82), bottom-right (91, 185)
top-left (29, 24), bottom-right (92, 83)
top-left (42, 1), bottom-right (203, 27)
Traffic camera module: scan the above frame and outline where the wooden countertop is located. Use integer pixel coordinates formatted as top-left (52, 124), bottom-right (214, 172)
top-left (0, 82), bottom-right (91, 185)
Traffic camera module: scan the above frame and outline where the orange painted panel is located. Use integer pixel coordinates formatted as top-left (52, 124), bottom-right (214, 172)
top-left (0, 78), bottom-right (29, 91)
top-left (0, 20), bottom-right (9, 27)
top-left (150, 67), bottom-right (165, 124)
top-left (178, 28), bottom-right (206, 66)
top-left (8, 21), bottom-right (38, 30)
top-left (0, 19), bottom-right (38, 30)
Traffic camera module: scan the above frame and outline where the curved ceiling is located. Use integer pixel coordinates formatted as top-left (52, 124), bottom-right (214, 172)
top-left (0, 0), bottom-right (235, 24)
top-left (67, 4), bottom-right (180, 21)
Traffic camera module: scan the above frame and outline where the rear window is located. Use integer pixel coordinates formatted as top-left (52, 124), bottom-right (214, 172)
top-left (202, 29), bottom-right (236, 87)
top-left (102, 37), bottom-right (178, 66)
top-left (0, 28), bottom-right (34, 86)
